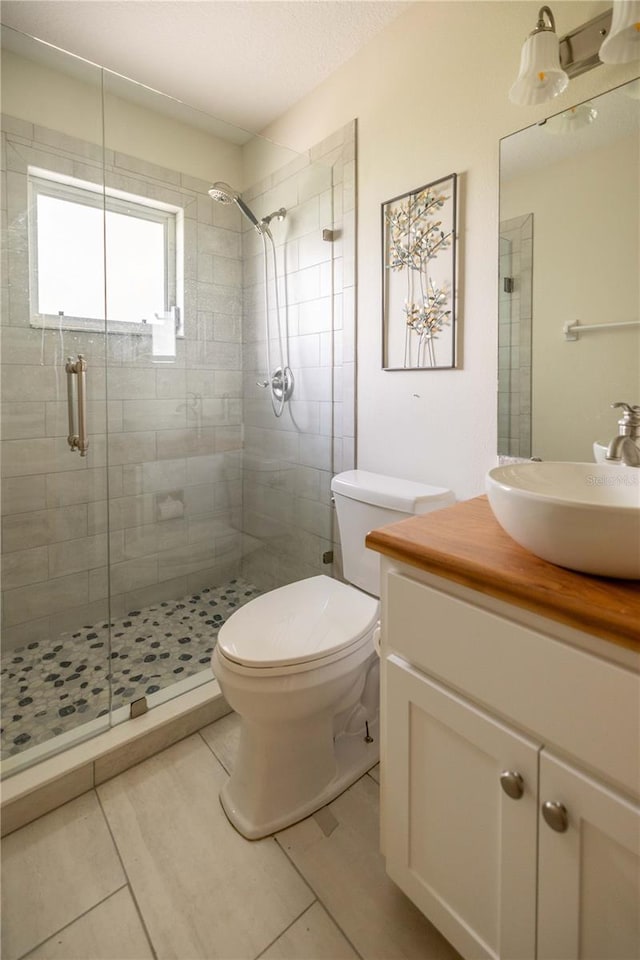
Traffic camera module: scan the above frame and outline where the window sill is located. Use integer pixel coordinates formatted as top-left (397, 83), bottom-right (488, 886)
top-left (31, 316), bottom-right (184, 338)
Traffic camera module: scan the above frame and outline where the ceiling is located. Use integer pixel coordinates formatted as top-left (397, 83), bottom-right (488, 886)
top-left (0, 0), bottom-right (413, 135)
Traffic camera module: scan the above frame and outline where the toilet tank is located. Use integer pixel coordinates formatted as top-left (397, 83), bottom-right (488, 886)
top-left (330, 470), bottom-right (455, 597)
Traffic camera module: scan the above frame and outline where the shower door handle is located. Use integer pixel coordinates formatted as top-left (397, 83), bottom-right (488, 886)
top-left (75, 354), bottom-right (89, 456)
top-left (65, 354), bottom-right (89, 457)
top-left (66, 356), bottom-right (78, 452)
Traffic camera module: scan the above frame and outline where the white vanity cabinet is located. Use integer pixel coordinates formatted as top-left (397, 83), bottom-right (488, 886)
top-left (385, 654), bottom-right (539, 958)
top-left (537, 751), bottom-right (640, 960)
top-left (380, 564), bottom-right (640, 960)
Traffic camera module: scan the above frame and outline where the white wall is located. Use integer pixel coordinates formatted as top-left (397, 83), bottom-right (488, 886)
top-left (261, 1), bottom-right (638, 499)
top-left (1, 46), bottom-right (313, 191)
top-left (1, 48), bottom-right (241, 183)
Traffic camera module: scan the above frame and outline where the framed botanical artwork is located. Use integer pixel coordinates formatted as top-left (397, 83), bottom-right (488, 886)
top-left (382, 173), bottom-right (457, 370)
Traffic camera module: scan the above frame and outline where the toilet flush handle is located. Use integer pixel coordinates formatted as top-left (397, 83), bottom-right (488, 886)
top-left (372, 621), bottom-right (382, 657)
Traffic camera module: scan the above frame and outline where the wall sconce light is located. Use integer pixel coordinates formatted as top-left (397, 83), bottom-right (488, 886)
top-left (509, 6), bottom-right (568, 106)
top-left (510, 1), bottom-right (640, 107)
top-left (600, 0), bottom-right (640, 63)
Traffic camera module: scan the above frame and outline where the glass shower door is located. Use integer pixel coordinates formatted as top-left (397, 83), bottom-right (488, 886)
top-left (0, 29), bottom-right (112, 773)
top-left (100, 72), bottom-right (256, 718)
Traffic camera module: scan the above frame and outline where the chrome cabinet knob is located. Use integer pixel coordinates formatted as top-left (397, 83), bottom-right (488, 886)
top-left (500, 770), bottom-right (524, 800)
top-left (542, 800), bottom-right (569, 832)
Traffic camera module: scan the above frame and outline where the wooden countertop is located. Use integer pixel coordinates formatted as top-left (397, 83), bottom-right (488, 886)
top-left (365, 496), bottom-right (640, 651)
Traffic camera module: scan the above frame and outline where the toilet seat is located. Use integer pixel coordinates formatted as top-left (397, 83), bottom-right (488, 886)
top-left (216, 575), bottom-right (379, 671)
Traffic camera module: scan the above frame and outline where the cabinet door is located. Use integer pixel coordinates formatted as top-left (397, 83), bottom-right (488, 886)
top-left (538, 751), bottom-right (640, 960)
top-left (383, 655), bottom-right (540, 960)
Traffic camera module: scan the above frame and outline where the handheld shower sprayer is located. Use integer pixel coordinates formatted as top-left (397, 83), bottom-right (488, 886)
top-left (208, 182), bottom-right (261, 230)
top-left (209, 181), bottom-right (293, 418)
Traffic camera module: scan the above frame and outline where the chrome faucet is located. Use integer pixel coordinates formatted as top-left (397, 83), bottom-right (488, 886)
top-left (605, 402), bottom-right (640, 467)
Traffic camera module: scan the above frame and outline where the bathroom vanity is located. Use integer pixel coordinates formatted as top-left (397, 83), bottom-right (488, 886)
top-left (366, 497), bottom-right (640, 960)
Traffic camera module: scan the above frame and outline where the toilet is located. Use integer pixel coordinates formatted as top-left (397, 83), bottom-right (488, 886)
top-left (211, 469), bottom-right (455, 838)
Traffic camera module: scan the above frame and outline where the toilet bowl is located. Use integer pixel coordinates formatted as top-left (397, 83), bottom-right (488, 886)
top-left (212, 575), bottom-right (380, 839)
top-left (211, 470), bottom-right (455, 839)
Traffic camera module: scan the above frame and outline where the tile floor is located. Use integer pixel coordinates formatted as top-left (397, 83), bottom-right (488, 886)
top-left (1, 711), bottom-right (462, 960)
top-left (1, 579), bottom-right (261, 760)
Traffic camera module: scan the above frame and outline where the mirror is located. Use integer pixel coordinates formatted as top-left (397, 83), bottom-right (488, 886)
top-left (498, 77), bottom-right (640, 462)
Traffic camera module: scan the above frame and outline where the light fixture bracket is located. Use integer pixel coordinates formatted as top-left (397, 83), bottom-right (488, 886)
top-left (559, 8), bottom-right (613, 77)
top-left (531, 5), bottom-right (557, 36)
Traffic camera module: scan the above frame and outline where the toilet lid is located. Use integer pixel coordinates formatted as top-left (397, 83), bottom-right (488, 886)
top-left (217, 575), bottom-right (379, 668)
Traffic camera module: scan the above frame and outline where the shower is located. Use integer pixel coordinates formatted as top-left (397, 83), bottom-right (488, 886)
top-left (1, 21), bottom-right (354, 791)
top-left (209, 182), bottom-right (293, 417)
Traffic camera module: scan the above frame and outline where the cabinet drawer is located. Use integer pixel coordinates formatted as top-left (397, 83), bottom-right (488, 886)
top-left (384, 571), bottom-right (640, 798)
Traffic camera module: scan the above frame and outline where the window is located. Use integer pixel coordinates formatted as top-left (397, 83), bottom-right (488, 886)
top-left (28, 170), bottom-right (182, 334)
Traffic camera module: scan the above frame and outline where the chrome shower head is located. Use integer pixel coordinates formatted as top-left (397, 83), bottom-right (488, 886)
top-left (208, 181), bottom-right (237, 204)
top-left (208, 181), bottom-right (261, 230)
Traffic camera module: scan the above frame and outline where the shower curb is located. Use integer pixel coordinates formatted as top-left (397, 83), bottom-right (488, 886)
top-left (0, 682), bottom-right (231, 837)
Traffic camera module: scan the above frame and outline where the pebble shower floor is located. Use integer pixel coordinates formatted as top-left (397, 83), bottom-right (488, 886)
top-left (0, 578), bottom-right (261, 760)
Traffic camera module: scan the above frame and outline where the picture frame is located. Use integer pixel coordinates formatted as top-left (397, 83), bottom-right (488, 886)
top-left (382, 173), bottom-right (457, 370)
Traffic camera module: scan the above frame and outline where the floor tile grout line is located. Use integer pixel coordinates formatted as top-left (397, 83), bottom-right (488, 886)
top-left (198, 714), bottom-right (365, 959)
top-left (252, 898), bottom-right (319, 959)
top-left (7, 719), bottom-right (375, 960)
top-left (13, 882), bottom-right (130, 960)
top-left (274, 834), bottom-right (365, 960)
top-left (197, 719), bottom-right (363, 959)
top-left (197, 725), bottom-right (233, 775)
top-left (94, 786), bottom-right (159, 960)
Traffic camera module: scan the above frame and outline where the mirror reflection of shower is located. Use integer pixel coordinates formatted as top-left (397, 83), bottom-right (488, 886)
top-left (208, 182), bottom-right (293, 417)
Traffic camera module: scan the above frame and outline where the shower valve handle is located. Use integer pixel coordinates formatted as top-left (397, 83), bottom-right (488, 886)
top-left (256, 379), bottom-right (270, 388)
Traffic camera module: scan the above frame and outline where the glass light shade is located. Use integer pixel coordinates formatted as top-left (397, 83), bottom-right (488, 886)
top-left (599, 0), bottom-right (640, 63)
top-left (544, 102), bottom-right (598, 134)
top-left (509, 30), bottom-right (569, 106)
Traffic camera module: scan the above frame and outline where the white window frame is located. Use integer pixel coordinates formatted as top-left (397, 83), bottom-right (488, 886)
top-left (28, 166), bottom-right (184, 336)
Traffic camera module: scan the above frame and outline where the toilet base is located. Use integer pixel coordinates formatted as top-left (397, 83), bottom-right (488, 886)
top-left (219, 715), bottom-right (380, 840)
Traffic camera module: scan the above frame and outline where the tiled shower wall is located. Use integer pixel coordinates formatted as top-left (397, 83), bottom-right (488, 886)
top-left (1, 115), bottom-right (245, 652)
top-left (498, 213), bottom-right (533, 458)
top-left (240, 122), bottom-right (356, 591)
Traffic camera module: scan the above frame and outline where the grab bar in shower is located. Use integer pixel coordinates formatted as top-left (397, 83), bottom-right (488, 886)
top-left (65, 354), bottom-right (89, 457)
top-left (563, 319), bottom-right (640, 341)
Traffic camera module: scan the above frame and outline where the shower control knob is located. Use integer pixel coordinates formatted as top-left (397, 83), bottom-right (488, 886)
top-left (256, 379), bottom-right (269, 388)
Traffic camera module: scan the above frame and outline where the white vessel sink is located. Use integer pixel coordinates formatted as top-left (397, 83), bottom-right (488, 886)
top-left (486, 462), bottom-right (640, 579)
top-left (593, 441), bottom-right (608, 464)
